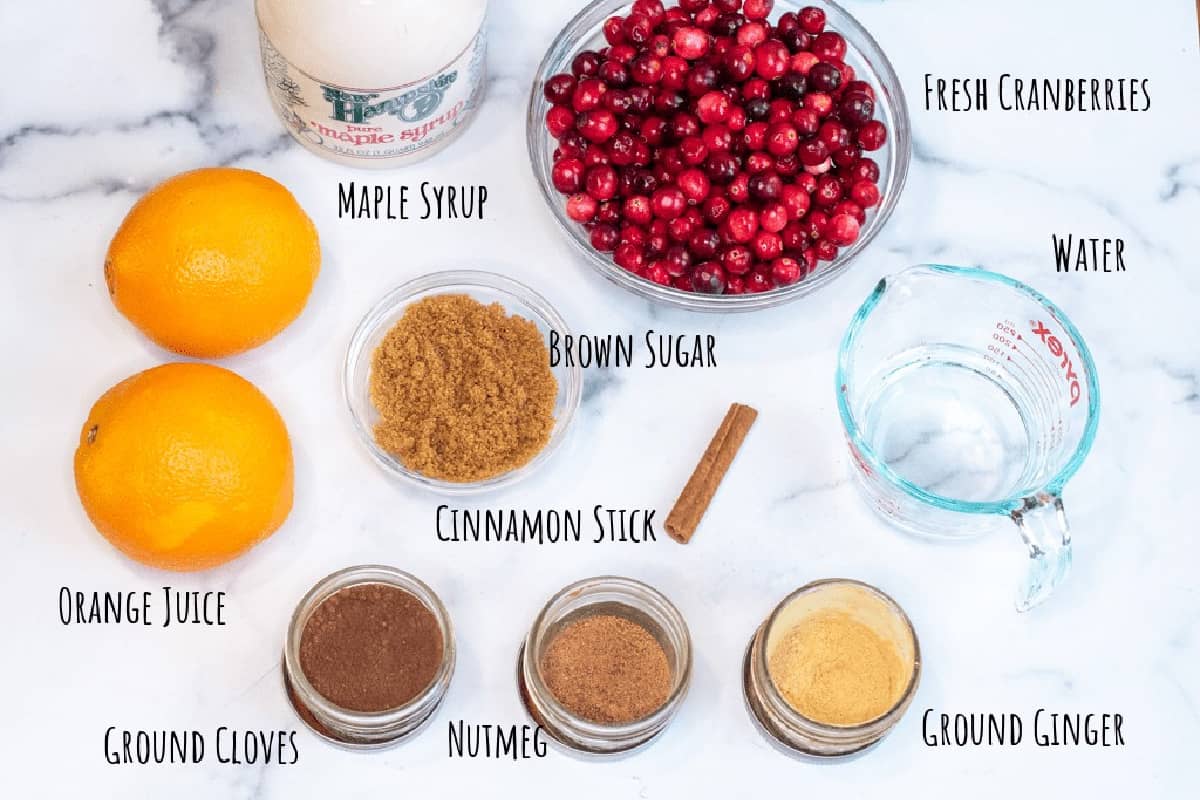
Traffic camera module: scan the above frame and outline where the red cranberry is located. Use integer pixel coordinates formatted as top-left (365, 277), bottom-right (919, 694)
top-left (689, 227), bottom-right (721, 257)
top-left (797, 138), bottom-right (829, 167)
top-left (586, 165), bottom-right (618, 200)
top-left (624, 14), bottom-right (656, 46)
top-left (746, 152), bottom-right (774, 173)
top-left (672, 111), bottom-right (701, 139)
top-left (803, 210), bottom-right (830, 240)
top-left (851, 157), bottom-right (881, 183)
top-left (609, 132), bottom-right (638, 166)
top-left (572, 51), bottom-right (603, 77)
top-left (780, 29), bottom-right (811, 52)
top-left (727, 106), bottom-right (748, 131)
top-left (642, 116), bottom-right (669, 144)
top-left (696, 91), bottom-right (732, 124)
top-left (804, 92), bottom-right (834, 117)
top-left (552, 157), bottom-right (585, 193)
top-left (597, 200), bottom-right (621, 225)
top-left (603, 16), bottom-right (626, 46)
top-left (857, 120), bottom-right (888, 151)
top-left (743, 0), bottom-right (774, 21)
top-left (546, 106), bottom-right (575, 138)
top-left (601, 60), bottom-right (631, 88)
top-left (712, 12), bottom-right (743, 37)
top-left (808, 62), bottom-right (842, 93)
top-left (604, 88), bottom-right (633, 114)
top-left (736, 22), bottom-right (769, 47)
top-left (775, 154), bottom-right (800, 176)
top-left (694, 3), bottom-right (722, 29)
top-left (725, 275), bottom-right (746, 294)
top-left (721, 245), bottom-right (754, 275)
top-left (727, 172), bottom-right (751, 203)
top-left (774, 73), bottom-right (808, 102)
top-left (753, 230), bottom-right (783, 260)
top-left (781, 184), bottom-right (811, 219)
top-left (573, 78), bottom-right (608, 111)
top-left (673, 26), bottom-right (711, 59)
top-left (772, 256), bottom-right (802, 285)
top-left (591, 224), bottom-right (620, 251)
top-left (748, 171), bottom-right (783, 201)
top-left (724, 45), bottom-right (756, 81)
top-left (790, 51), bottom-right (820, 77)
top-left (703, 193), bottom-right (731, 223)
top-left (632, 0), bottom-right (666, 25)
top-left (678, 168), bottom-right (711, 203)
top-left (652, 186), bottom-right (687, 219)
top-left (850, 180), bottom-right (881, 208)
top-left (792, 107), bottom-right (820, 135)
top-left (631, 54), bottom-right (665, 85)
top-left (702, 123), bottom-right (733, 152)
top-left (834, 200), bottom-right (866, 224)
top-left (767, 123), bottom-right (799, 157)
top-left (760, 201), bottom-right (789, 233)
top-left (839, 92), bottom-right (875, 127)
top-left (578, 109), bottom-right (618, 142)
top-left (843, 80), bottom-right (876, 101)
top-left (583, 144), bottom-right (610, 167)
top-left (828, 213), bottom-right (861, 245)
top-left (795, 173), bottom-right (817, 194)
top-left (655, 88), bottom-right (688, 113)
top-left (754, 40), bottom-right (790, 80)
top-left (628, 86), bottom-right (655, 113)
top-left (811, 32), bottom-right (846, 61)
top-left (545, 74), bottom-right (577, 105)
top-left (777, 11), bottom-right (799, 32)
top-left (798, 6), bottom-right (826, 35)
top-left (706, 152), bottom-right (739, 183)
top-left (687, 61), bottom-right (720, 95)
top-left (727, 207), bottom-right (759, 242)
top-left (782, 222), bottom-right (806, 251)
top-left (644, 261), bottom-right (671, 285)
top-left (831, 145), bottom-right (861, 168)
top-left (742, 120), bottom-right (769, 150)
top-left (665, 245), bottom-right (693, 276)
top-left (610, 44), bottom-right (638, 65)
top-left (768, 99), bottom-right (794, 124)
top-left (814, 174), bottom-right (842, 206)
top-left (746, 268), bottom-right (774, 293)
top-left (624, 195), bottom-right (654, 225)
top-left (566, 193), bottom-right (597, 222)
top-left (662, 56), bottom-right (691, 90)
top-left (818, 120), bottom-right (850, 151)
top-left (680, 136), bottom-right (709, 165)
top-left (692, 262), bottom-right (727, 293)
top-left (614, 243), bottom-right (646, 273)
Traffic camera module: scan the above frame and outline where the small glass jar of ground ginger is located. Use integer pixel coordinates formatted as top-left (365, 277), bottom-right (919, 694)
top-left (743, 579), bottom-right (921, 759)
top-left (283, 565), bottom-right (455, 749)
top-left (519, 576), bottom-right (692, 756)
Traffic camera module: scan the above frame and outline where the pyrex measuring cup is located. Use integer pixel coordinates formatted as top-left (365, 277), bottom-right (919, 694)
top-left (836, 265), bottom-right (1100, 611)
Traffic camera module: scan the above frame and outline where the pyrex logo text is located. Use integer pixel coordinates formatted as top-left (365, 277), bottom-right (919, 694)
top-left (1031, 321), bottom-right (1082, 407)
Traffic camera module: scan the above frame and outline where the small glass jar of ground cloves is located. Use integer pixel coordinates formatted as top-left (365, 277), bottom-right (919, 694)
top-left (519, 576), bottom-right (692, 756)
top-left (283, 565), bottom-right (454, 749)
top-left (743, 579), bottom-right (921, 759)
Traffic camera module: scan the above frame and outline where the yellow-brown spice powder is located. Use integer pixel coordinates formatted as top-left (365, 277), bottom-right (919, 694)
top-left (369, 294), bottom-right (557, 483)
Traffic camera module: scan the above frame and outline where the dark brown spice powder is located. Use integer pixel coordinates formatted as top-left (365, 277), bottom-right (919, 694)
top-left (540, 613), bottom-right (671, 725)
top-left (298, 583), bottom-right (443, 712)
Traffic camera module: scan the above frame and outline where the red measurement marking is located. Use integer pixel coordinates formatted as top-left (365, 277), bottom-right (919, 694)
top-left (1031, 321), bottom-right (1082, 407)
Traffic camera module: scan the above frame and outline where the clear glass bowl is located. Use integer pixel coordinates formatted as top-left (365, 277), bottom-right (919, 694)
top-left (518, 576), bottom-right (693, 756)
top-left (527, 0), bottom-right (911, 312)
top-left (344, 270), bottom-right (582, 495)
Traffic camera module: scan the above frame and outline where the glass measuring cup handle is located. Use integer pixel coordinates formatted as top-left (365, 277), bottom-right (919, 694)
top-left (1009, 493), bottom-right (1072, 612)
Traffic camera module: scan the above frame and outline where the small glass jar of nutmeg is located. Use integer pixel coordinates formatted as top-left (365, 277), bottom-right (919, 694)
top-left (283, 565), bottom-right (455, 749)
top-left (743, 579), bottom-right (921, 759)
top-left (519, 576), bottom-right (692, 756)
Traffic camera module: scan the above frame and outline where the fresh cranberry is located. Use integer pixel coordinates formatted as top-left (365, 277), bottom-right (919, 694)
top-left (655, 88), bottom-right (688, 113)
top-left (694, 3), bottom-right (722, 29)
top-left (702, 123), bottom-right (733, 152)
top-left (673, 26), bottom-right (711, 59)
top-left (727, 105), bottom-right (748, 131)
top-left (546, 106), bottom-right (575, 138)
top-left (775, 154), bottom-right (800, 176)
top-left (760, 201), bottom-right (789, 233)
top-left (804, 92), bottom-right (834, 117)
top-left (609, 132), bottom-right (638, 166)
top-left (624, 14), bottom-right (656, 46)
top-left (662, 56), bottom-right (691, 90)
top-left (677, 168), bottom-right (711, 203)
top-left (808, 62), bottom-right (842, 93)
top-left (774, 73), bottom-right (807, 103)
top-left (803, 209), bottom-right (830, 240)
top-left (724, 44), bottom-right (756, 81)
top-left (746, 268), bottom-right (774, 293)
top-left (851, 157), bottom-right (881, 183)
top-left (725, 275), bottom-right (746, 294)
top-left (614, 243), bottom-right (646, 272)
top-left (624, 195), bottom-right (654, 225)
top-left (767, 123), bottom-right (799, 157)
top-left (727, 207), bottom-right (759, 242)
top-left (790, 51), bottom-right (820, 76)
top-left (642, 116), bottom-right (669, 145)
top-left (566, 193), bottom-right (597, 222)
top-left (745, 97), bottom-right (771, 121)
top-left (545, 74), bottom-right (577, 105)
top-left (741, 120), bottom-right (769, 150)
top-left (814, 174), bottom-right (842, 206)
top-left (664, 246), bottom-right (693, 276)
top-left (632, 0), bottom-right (667, 25)
top-left (813, 238), bottom-right (837, 261)
top-left (721, 245), bottom-right (754, 275)
top-left (703, 193), bottom-right (732, 223)
top-left (631, 54), bottom-right (665, 85)
top-left (652, 186), bottom-right (688, 219)
top-left (686, 61), bottom-right (720, 95)
top-left (644, 261), bottom-right (671, 285)
top-left (831, 145), bottom-right (861, 168)
top-left (706, 152), bottom-right (739, 183)
top-left (792, 107), bottom-right (820, 135)
top-left (850, 180), bottom-right (881, 207)
top-left (573, 78), bottom-right (608, 111)
top-left (734, 21), bottom-right (766, 47)
top-left (828, 212), bottom-right (860, 245)
top-left (712, 12), bottom-right (743, 37)
top-left (834, 200), bottom-right (866, 224)
top-left (748, 171), bottom-right (783, 201)
top-left (611, 44), bottom-right (639, 65)
top-left (811, 31), bottom-right (846, 61)
top-left (780, 184), bottom-right (811, 219)
top-left (780, 29), bottom-right (811, 52)
top-left (726, 173), bottom-right (749, 203)
top-left (776, 11), bottom-right (799, 33)
top-left (679, 136), bottom-right (709, 165)
top-left (743, 0), bottom-right (774, 21)
top-left (782, 222), bottom-right (806, 251)
top-left (572, 51), bottom-right (603, 77)
top-left (797, 138), bottom-right (829, 167)
top-left (604, 16), bottom-right (626, 46)
top-left (754, 40), bottom-right (790, 80)
top-left (746, 152), bottom-right (774, 173)
top-left (772, 256), bottom-right (802, 285)
top-left (689, 227), bottom-right (721, 257)
top-left (696, 91), bottom-right (732, 124)
top-left (839, 92), bottom-right (875, 126)
top-left (692, 262), bottom-right (727, 293)
top-left (598, 200), bottom-right (621, 225)
top-left (798, 6), bottom-right (826, 35)
top-left (552, 157), bottom-right (585, 193)
top-left (586, 165), bottom-right (618, 200)
top-left (818, 120), bottom-right (850, 151)
top-left (753, 230), bottom-right (783, 260)
top-left (844, 80), bottom-right (876, 101)
top-left (604, 88), bottom-right (634, 114)
top-left (672, 112), bottom-right (701, 139)
top-left (591, 224), bottom-right (620, 251)
top-left (578, 109), bottom-right (618, 142)
top-left (857, 120), bottom-right (887, 150)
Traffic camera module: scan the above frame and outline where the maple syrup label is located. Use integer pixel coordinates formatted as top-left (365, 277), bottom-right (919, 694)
top-left (258, 27), bottom-right (485, 161)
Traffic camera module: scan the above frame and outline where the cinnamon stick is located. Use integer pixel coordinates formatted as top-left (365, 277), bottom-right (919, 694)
top-left (665, 403), bottom-right (758, 544)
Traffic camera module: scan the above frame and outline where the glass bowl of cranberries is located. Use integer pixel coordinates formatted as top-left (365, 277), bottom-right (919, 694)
top-left (528, 0), bottom-right (910, 311)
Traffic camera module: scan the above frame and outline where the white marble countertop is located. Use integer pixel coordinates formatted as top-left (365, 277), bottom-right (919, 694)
top-left (3, 0), bottom-right (1199, 796)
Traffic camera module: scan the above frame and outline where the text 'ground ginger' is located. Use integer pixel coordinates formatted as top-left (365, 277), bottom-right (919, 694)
top-left (369, 294), bottom-right (557, 483)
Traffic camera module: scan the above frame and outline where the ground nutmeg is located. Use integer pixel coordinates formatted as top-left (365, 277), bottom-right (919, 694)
top-left (540, 614), bottom-right (671, 725)
top-left (370, 294), bottom-right (557, 483)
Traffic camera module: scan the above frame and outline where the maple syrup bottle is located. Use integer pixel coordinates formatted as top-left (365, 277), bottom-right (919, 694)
top-left (256, 0), bottom-right (487, 167)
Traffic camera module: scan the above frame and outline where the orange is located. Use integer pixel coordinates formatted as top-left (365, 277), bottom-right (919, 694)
top-left (74, 362), bottom-right (294, 571)
top-left (104, 167), bottom-right (320, 358)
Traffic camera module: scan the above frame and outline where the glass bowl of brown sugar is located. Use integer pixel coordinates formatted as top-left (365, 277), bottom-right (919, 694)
top-left (345, 270), bottom-right (583, 495)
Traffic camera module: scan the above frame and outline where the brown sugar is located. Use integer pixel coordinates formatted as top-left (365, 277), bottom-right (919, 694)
top-left (298, 583), bottom-right (443, 712)
top-left (369, 294), bottom-right (557, 483)
top-left (540, 614), bottom-right (672, 725)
